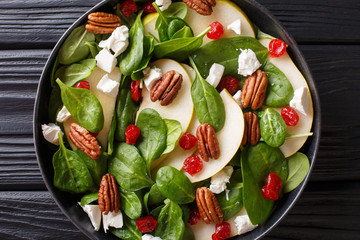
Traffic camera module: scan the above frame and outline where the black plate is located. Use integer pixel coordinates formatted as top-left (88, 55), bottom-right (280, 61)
top-left (33, 0), bottom-right (321, 239)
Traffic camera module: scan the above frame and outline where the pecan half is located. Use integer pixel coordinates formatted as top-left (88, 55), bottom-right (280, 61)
top-left (183, 0), bottom-right (216, 16)
top-left (242, 112), bottom-right (260, 146)
top-left (196, 187), bottom-right (223, 224)
top-left (150, 70), bottom-right (183, 106)
top-left (85, 12), bottom-right (121, 34)
top-left (68, 123), bottom-right (101, 160)
top-left (196, 123), bottom-right (220, 162)
top-left (240, 69), bottom-right (268, 110)
top-left (98, 173), bottom-right (120, 215)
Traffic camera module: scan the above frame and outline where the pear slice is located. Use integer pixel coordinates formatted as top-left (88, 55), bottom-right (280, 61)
top-left (63, 67), bottom-right (121, 150)
top-left (143, 0), bottom-right (255, 45)
top-left (259, 39), bottom-right (314, 157)
top-left (138, 59), bottom-right (194, 133)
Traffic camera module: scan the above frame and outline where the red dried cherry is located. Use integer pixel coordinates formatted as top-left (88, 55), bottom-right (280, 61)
top-left (212, 222), bottom-right (231, 240)
top-left (74, 81), bottom-right (90, 90)
top-left (90, 132), bottom-right (99, 138)
top-left (261, 172), bottom-right (283, 201)
top-left (188, 209), bottom-right (201, 225)
top-left (131, 80), bottom-right (142, 102)
top-left (179, 133), bottom-right (197, 150)
top-left (218, 75), bottom-right (239, 94)
top-left (125, 124), bottom-right (140, 144)
top-left (281, 106), bottom-right (299, 126)
top-left (269, 39), bottom-right (287, 58)
top-left (143, 0), bottom-right (156, 13)
top-left (120, 0), bottom-right (138, 17)
top-left (183, 156), bottom-right (203, 176)
top-left (207, 21), bottom-right (224, 40)
top-left (136, 216), bottom-right (158, 233)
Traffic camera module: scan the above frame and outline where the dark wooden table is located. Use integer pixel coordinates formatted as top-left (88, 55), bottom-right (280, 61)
top-left (1, 0), bottom-right (359, 239)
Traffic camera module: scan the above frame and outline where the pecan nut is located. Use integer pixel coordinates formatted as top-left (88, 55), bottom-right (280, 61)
top-left (150, 70), bottom-right (183, 106)
top-left (242, 112), bottom-right (260, 146)
top-left (196, 187), bottom-right (223, 224)
top-left (68, 123), bottom-right (101, 160)
top-left (196, 123), bottom-right (220, 162)
top-left (183, 0), bottom-right (216, 16)
top-left (98, 173), bottom-right (120, 215)
top-left (240, 69), bottom-right (268, 110)
top-left (85, 12), bottom-right (121, 34)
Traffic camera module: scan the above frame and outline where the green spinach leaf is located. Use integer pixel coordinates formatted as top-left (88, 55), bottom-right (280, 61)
top-left (56, 79), bottom-right (104, 133)
top-left (163, 119), bottom-right (182, 155)
top-left (111, 215), bottom-right (142, 240)
top-left (48, 85), bottom-right (63, 123)
top-left (80, 192), bottom-right (98, 206)
top-left (182, 227), bottom-right (195, 240)
top-left (50, 56), bottom-right (60, 87)
top-left (167, 18), bottom-right (193, 39)
top-left (55, 59), bottom-right (96, 87)
top-left (75, 149), bottom-right (107, 186)
top-left (260, 108), bottom-right (287, 147)
top-left (217, 184), bottom-right (243, 220)
top-left (284, 152), bottom-right (310, 193)
top-left (107, 113), bottom-right (117, 156)
top-left (147, 184), bottom-right (166, 208)
top-left (171, 26), bottom-right (193, 39)
top-left (85, 41), bottom-right (101, 58)
top-left (120, 188), bottom-right (143, 219)
top-left (161, 2), bottom-right (188, 20)
top-left (130, 35), bottom-right (155, 80)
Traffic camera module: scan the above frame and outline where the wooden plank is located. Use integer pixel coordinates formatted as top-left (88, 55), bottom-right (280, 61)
top-left (0, 0), bottom-right (359, 47)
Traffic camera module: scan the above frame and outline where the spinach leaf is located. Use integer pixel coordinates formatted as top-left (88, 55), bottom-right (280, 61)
top-left (55, 58), bottom-right (96, 87)
top-left (56, 79), bottom-right (104, 133)
top-left (80, 192), bottom-right (98, 206)
top-left (161, 2), bottom-right (188, 20)
top-left (228, 148), bottom-right (241, 167)
top-left (182, 227), bottom-right (195, 240)
top-left (107, 113), bottom-right (117, 156)
top-left (252, 23), bottom-right (276, 40)
top-left (260, 108), bottom-right (287, 147)
top-left (136, 108), bottom-right (167, 169)
top-left (191, 36), bottom-right (269, 78)
top-left (147, 184), bottom-right (166, 208)
top-left (120, 188), bottom-right (142, 219)
top-left (115, 78), bottom-right (139, 142)
top-left (156, 166), bottom-right (195, 204)
top-left (241, 142), bottom-right (288, 225)
top-left (52, 134), bottom-right (94, 193)
top-left (50, 56), bottom-right (60, 87)
top-left (108, 142), bottom-right (154, 191)
top-left (75, 149), bottom-right (107, 185)
top-left (85, 41), bottom-right (101, 58)
top-left (153, 3), bottom-right (171, 42)
top-left (171, 26), bottom-right (193, 39)
top-left (217, 185), bottom-right (243, 220)
top-left (58, 25), bottom-right (95, 65)
top-left (119, 11), bottom-right (144, 76)
top-left (263, 61), bottom-right (294, 107)
top-left (163, 119), bottom-right (182, 155)
top-left (189, 58), bottom-right (225, 132)
top-left (111, 215), bottom-right (142, 240)
top-left (150, 204), bottom-right (164, 219)
top-left (48, 85), bottom-right (62, 122)
top-left (284, 152), bottom-right (310, 193)
top-left (180, 204), bottom-right (190, 224)
top-left (155, 199), bottom-right (185, 240)
top-left (130, 35), bottom-right (155, 80)
top-left (168, 18), bottom-right (193, 39)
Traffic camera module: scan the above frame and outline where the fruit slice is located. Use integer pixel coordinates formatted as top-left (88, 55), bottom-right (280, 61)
top-left (143, 0), bottom-right (255, 45)
top-left (259, 39), bottom-right (314, 157)
top-left (63, 67), bottom-right (121, 150)
top-left (137, 59), bottom-right (194, 133)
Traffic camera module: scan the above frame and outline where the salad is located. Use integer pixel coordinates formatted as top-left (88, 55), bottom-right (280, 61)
top-left (41, 0), bottom-right (314, 239)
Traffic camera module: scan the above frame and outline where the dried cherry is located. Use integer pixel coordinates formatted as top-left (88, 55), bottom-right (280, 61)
top-left (125, 124), bottom-right (140, 144)
top-left (131, 80), bottom-right (142, 102)
top-left (74, 81), bottom-right (90, 90)
top-left (188, 208), bottom-right (201, 225)
top-left (136, 216), bottom-right (158, 233)
top-left (281, 106), bottom-right (299, 126)
top-left (183, 156), bottom-right (203, 176)
top-left (212, 222), bottom-right (231, 240)
top-left (218, 75), bottom-right (239, 94)
top-left (207, 21), bottom-right (224, 40)
top-left (269, 39), bottom-right (287, 58)
top-left (261, 172), bottom-right (283, 201)
top-left (179, 133), bottom-right (197, 150)
top-left (143, 0), bottom-right (156, 13)
top-left (120, 0), bottom-right (138, 17)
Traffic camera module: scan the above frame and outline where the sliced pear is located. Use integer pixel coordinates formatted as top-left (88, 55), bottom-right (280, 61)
top-left (63, 67), bottom-right (121, 150)
top-left (181, 63), bottom-right (196, 80)
top-left (259, 39), bottom-right (314, 157)
top-left (143, 0), bottom-right (255, 45)
top-left (138, 59), bottom-right (194, 133)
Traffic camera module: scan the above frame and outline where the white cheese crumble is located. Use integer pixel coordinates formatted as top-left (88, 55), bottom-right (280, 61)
top-left (227, 19), bottom-right (241, 35)
top-left (155, 0), bottom-right (172, 11)
top-left (234, 215), bottom-right (258, 235)
top-left (102, 211), bottom-right (123, 233)
top-left (79, 204), bottom-right (102, 231)
top-left (96, 74), bottom-right (120, 98)
top-left (209, 166), bottom-right (234, 194)
top-left (289, 87), bottom-right (310, 115)
top-left (95, 48), bottom-right (117, 73)
top-left (232, 90), bottom-right (242, 107)
top-left (237, 49), bottom-right (261, 76)
top-left (41, 123), bottom-right (63, 146)
top-left (142, 234), bottom-right (163, 240)
top-left (56, 105), bottom-right (71, 123)
top-left (99, 26), bottom-right (129, 57)
top-left (205, 63), bottom-right (225, 88)
top-left (143, 67), bottom-right (162, 91)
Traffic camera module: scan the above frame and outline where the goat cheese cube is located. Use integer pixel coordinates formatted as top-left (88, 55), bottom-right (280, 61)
top-left (97, 74), bottom-right (120, 98)
top-left (41, 123), bottom-right (63, 146)
top-left (102, 211), bottom-right (123, 233)
top-left (143, 67), bottom-right (162, 91)
top-left (95, 48), bottom-right (117, 73)
top-left (111, 26), bottom-right (129, 57)
top-left (237, 49), bottom-right (261, 76)
top-left (79, 204), bottom-right (102, 231)
top-left (209, 166), bottom-right (234, 194)
top-left (232, 90), bottom-right (242, 107)
top-left (56, 105), bottom-right (71, 123)
top-left (289, 87), bottom-right (310, 115)
top-left (205, 63), bottom-right (225, 88)
top-left (234, 215), bottom-right (258, 235)
top-left (227, 19), bottom-right (241, 35)
top-left (156, 0), bottom-right (172, 10)
top-left (142, 234), bottom-right (163, 240)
